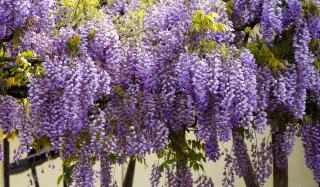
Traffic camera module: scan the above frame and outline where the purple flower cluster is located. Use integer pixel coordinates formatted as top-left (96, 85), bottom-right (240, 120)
top-left (1, 0), bottom-right (319, 186)
top-left (100, 156), bottom-right (112, 187)
top-left (176, 164), bottom-right (193, 187)
top-left (78, 17), bottom-right (122, 67)
top-left (0, 96), bottom-right (21, 134)
top-left (174, 48), bottom-right (258, 160)
top-left (0, 0), bottom-right (55, 39)
top-left (26, 54), bottom-right (111, 184)
top-left (166, 168), bottom-right (177, 187)
top-left (232, 134), bottom-right (248, 177)
top-left (222, 154), bottom-right (235, 187)
top-left (150, 164), bottom-right (161, 187)
top-left (293, 25), bottom-right (320, 105)
top-left (301, 121), bottom-right (320, 183)
top-left (232, 0), bottom-right (262, 25)
top-left (283, 0), bottom-right (302, 28)
top-left (251, 139), bottom-right (273, 186)
top-left (261, 0), bottom-right (283, 42)
top-left (0, 96), bottom-right (30, 161)
top-left (72, 145), bottom-right (95, 187)
top-left (272, 125), bottom-right (297, 169)
top-left (195, 175), bottom-right (215, 187)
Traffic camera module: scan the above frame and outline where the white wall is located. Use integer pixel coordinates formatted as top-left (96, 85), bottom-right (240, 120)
top-left (0, 132), bottom-right (318, 187)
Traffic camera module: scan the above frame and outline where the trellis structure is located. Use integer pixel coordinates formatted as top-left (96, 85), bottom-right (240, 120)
top-left (2, 139), bottom-right (62, 187)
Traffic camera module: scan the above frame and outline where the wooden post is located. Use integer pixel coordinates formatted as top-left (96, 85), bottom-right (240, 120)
top-left (31, 166), bottom-right (39, 187)
top-left (3, 139), bottom-right (10, 187)
top-left (123, 157), bottom-right (136, 187)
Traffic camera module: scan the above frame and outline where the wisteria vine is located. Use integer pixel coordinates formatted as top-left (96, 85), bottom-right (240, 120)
top-left (0, 0), bottom-right (319, 187)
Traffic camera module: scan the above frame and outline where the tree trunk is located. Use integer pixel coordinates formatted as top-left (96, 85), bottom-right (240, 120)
top-left (240, 141), bottom-right (259, 187)
top-left (123, 157), bottom-right (136, 187)
top-left (169, 130), bottom-right (188, 187)
top-left (272, 134), bottom-right (288, 187)
top-left (243, 161), bottom-right (259, 187)
top-left (272, 119), bottom-right (288, 187)
top-left (233, 131), bottom-right (259, 187)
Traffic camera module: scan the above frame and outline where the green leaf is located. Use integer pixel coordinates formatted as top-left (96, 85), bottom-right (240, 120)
top-left (193, 163), bottom-right (199, 171)
top-left (302, 1), bottom-right (320, 16)
top-left (190, 23), bottom-right (201, 32)
top-left (199, 164), bottom-right (204, 171)
top-left (141, 0), bottom-right (155, 5)
top-left (87, 29), bottom-right (96, 41)
top-left (268, 56), bottom-right (285, 72)
top-left (314, 60), bottom-right (320, 70)
top-left (207, 12), bottom-right (220, 20)
top-left (221, 44), bottom-right (229, 56)
top-left (19, 51), bottom-right (36, 58)
top-left (13, 29), bottom-right (20, 49)
top-left (303, 115), bottom-right (312, 122)
top-left (67, 34), bottom-right (81, 56)
top-left (244, 27), bottom-right (251, 33)
top-left (190, 10), bottom-right (225, 33)
top-left (57, 174), bottom-right (64, 186)
top-left (225, 1), bottom-right (234, 17)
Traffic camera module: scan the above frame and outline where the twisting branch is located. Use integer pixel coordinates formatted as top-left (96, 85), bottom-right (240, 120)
top-left (0, 32), bottom-right (14, 43)
top-left (6, 85), bottom-right (29, 99)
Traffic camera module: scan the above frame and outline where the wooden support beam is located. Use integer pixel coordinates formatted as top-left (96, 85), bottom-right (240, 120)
top-left (9, 148), bottom-right (59, 175)
top-left (31, 166), bottom-right (39, 187)
top-left (3, 139), bottom-right (10, 187)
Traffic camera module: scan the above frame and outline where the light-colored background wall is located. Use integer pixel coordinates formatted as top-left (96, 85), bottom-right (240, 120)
top-left (0, 131), bottom-right (318, 187)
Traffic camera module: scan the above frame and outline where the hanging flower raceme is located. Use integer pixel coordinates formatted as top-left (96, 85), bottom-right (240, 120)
top-left (251, 138), bottom-right (273, 186)
top-left (0, 0), bottom-right (56, 39)
top-left (150, 164), bottom-right (162, 187)
top-left (301, 121), bottom-right (320, 183)
top-left (272, 125), bottom-right (297, 169)
top-left (194, 175), bottom-right (215, 187)
top-left (0, 96), bottom-right (23, 159)
top-left (232, 134), bottom-right (249, 177)
top-left (232, 0), bottom-right (262, 25)
top-left (261, 0), bottom-right (283, 42)
top-left (0, 95), bottom-right (22, 134)
top-left (1, 0), bottom-right (319, 186)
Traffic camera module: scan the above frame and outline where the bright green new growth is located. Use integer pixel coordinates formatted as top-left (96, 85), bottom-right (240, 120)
top-left (190, 10), bottom-right (225, 33)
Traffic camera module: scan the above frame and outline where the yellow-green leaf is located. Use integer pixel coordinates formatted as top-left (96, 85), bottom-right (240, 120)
top-left (244, 27), bottom-right (252, 33)
top-left (13, 29), bottom-right (20, 49)
top-left (5, 77), bottom-right (18, 88)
